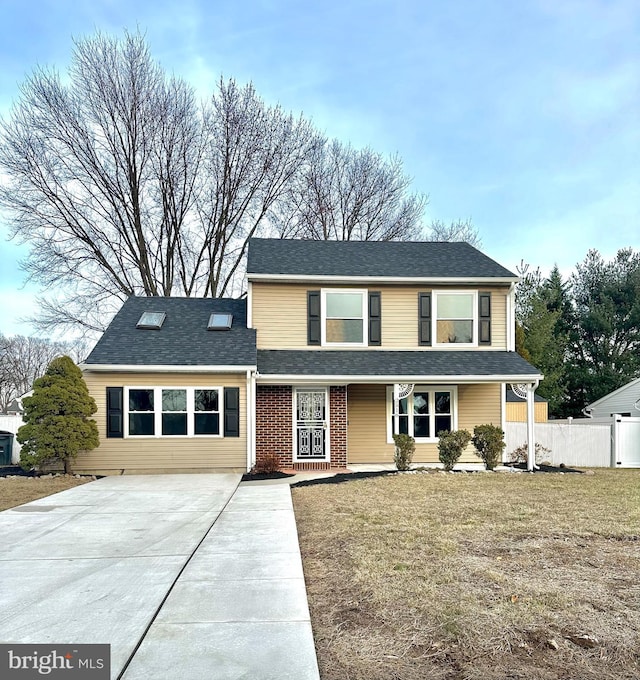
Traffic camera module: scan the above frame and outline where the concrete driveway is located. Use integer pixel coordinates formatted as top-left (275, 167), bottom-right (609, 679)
top-left (0, 474), bottom-right (319, 680)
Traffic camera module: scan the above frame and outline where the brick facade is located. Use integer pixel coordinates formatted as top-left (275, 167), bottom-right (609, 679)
top-left (255, 385), bottom-right (293, 469)
top-left (255, 384), bottom-right (348, 471)
top-left (328, 385), bottom-right (347, 468)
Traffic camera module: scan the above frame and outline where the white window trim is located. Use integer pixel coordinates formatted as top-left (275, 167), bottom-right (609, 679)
top-left (124, 386), bottom-right (224, 438)
top-left (433, 290), bottom-right (478, 348)
top-left (292, 386), bottom-right (331, 462)
top-left (386, 385), bottom-right (458, 443)
top-left (321, 288), bottom-right (368, 347)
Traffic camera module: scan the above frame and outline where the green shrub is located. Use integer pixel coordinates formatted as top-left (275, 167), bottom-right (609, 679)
top-left (393, 433), bottom-right (415, 471)
top-left (438, 429), bottom-right (471, 471)
top-left (471, 424), bottom-right (506, 470)
top-left (18, 356), bottom-right (99, 474)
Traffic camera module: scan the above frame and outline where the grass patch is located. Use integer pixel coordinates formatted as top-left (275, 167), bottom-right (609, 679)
top-left (292, 469), bottom-right (640, 680)
top-left (0, 476), bottom-right (91, 511)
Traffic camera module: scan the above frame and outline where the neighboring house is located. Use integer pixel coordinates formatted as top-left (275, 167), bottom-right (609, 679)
top-left (585, 378), bottom-right (640, 419)
top-left (79, 239), bottom-right (542, 474)
top-left (0, 394), bottom-right (29, 465)
top-left (505, 388), bottom-right (548, 423)
top-left (5, 398), bottom-right (24, 416)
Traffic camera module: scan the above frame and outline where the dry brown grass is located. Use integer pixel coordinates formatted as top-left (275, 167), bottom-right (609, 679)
top-left (0, 476), bottom-right (91, 511)
top-left (292, 469), bottom-right (640, 680)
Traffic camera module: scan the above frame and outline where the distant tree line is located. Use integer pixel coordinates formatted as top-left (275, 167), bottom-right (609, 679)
top-left (0, 334), bottom-right (85, 413)
top-left (0, 31), bottom-right (478, 335)
top-left (516, 248), bottom-right (640, 417)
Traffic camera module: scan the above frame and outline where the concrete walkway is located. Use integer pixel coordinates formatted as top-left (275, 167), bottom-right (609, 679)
top-left (0, 475), bottom-right (320, 680)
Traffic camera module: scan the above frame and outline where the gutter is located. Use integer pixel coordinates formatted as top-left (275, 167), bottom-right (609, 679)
top-left (80, 364), bottom-right (258, 373)
top-left (247, 273), bottom-right (519, 285)
top-left (255, 373), bottom-right (544, 385)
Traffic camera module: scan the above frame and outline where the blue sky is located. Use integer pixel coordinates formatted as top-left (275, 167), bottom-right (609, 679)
top-left (0, 0), bottom-right (638, 337)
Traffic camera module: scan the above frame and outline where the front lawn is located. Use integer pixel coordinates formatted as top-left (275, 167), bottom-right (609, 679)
top-left (292, 469), bottom-right (640, 680)
top-left (0, 475), bottom-right (91, 511)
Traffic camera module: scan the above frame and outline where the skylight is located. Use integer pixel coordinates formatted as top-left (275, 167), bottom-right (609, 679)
top-left (207, 313), bottom-right (233, 331)
top-left (136, 312), bottom-right (166, 330)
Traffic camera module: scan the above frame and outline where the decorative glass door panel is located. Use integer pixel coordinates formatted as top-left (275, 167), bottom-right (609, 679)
top-left (296, 389), bottom-right (328, 460)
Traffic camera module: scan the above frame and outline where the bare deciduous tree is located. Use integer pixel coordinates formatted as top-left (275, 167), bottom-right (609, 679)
top-left (196, 79), bottom-right (316, 296)
top-left (0, 32), bottom-right (428, 334)
top-left (276, 139), bottom-right (427, 241)
top-left (0, 334), bottom-right (74, 412)
top-left (427, 219), bottom-right (482, 248)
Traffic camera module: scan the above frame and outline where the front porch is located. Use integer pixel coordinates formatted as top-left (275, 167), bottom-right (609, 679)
top-left (254, 380), bottom-right (535, 471)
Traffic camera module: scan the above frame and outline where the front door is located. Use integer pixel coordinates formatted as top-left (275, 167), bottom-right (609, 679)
top-left (295, 389), bottom-right (328, 461)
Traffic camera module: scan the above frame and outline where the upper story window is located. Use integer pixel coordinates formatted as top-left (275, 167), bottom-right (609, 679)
top-left (419, 290), bottom-right (492, 347)
top-left (321, 289), bottom-right (368, 346)
top-left (434, 291), bottom-right (477, 346)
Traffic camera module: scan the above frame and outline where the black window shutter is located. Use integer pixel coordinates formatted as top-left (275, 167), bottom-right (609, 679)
top-left (479, 292), bottom-right (492, 345)
top-left (224, 387), bottom-right (240, 437)
top-left (368, 291), bottom-right (381, 346)
top-left (418, 293), bottom-right (432, 346)
top-left (307, 291), bottom-right (321, 345)
top-left (106, 387), bottom-right (123, 438)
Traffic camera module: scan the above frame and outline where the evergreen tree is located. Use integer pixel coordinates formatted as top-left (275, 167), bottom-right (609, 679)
top-left (564, 248), bottom-right (640, 415)
top-left (523, 295), bottom-right (567, 415)
top-left (516, 264), bottom-right (570, 417)
top-left (17, 356), bottom-right (99, 473)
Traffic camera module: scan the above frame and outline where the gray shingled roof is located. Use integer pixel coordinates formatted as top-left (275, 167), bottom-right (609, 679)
top-left (247, 238), bottom-right (517, 279)
top-left (257, 350), bottom-right (541, 378)
top-left (85, 297), bottom-right (257, 367)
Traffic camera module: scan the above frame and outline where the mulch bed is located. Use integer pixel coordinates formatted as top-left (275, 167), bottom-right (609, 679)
top-left (241, 470), bottom-right (295, 482)
top-left (505, 462), bottom-right (584, 473)
top-left (0, 466), bottom-right (34, 478)
top-left (292, 470), bottom-right (399, 487)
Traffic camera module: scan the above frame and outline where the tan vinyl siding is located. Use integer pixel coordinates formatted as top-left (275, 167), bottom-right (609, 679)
top-left (79, 372), bottom-right (247, 472)
top-left (457, 383), bottom-right (502, 462)
top-left (252, 282), bottom-right (508, 350)
top-left (347, 384), bottom-right (394, 463)
top-left (506, 401), bottom-right (548, 422)
top-left (347, 382), bottom-right (503, 464)
top-left (252, 283), bottom-right (308, 349)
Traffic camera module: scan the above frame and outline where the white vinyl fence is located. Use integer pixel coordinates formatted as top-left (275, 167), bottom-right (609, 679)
top-left (505, 420), bottom-right (611, 467)
top-left (505, 416), bottom-right (640, 468)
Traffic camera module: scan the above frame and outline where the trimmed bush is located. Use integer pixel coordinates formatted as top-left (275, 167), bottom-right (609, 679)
top-left (253, 452), bottom-right (281, 474)
top-left (393, 433), bottom-right (415, 471)
top-left (509, 441), bottom-right (551, 466)
top-left (471, 424), bottom-right (506, 470)
top-left (438, 429), bottom-right (472, 471)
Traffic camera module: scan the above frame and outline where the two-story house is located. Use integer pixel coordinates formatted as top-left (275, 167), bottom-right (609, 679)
top-left (79, 238), bottom-right (542, 474)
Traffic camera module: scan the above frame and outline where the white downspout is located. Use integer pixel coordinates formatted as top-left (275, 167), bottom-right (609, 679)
top-left (246, 370), bottom-right (252, 472)
top-left (500, 382), bottom-right (507, 463)
top-left (526, 381), bottom-right (539, 471)
top-left (507, 283), bottom-right (516, 352)
top-left (393, 384), bottom-right (399, 437)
